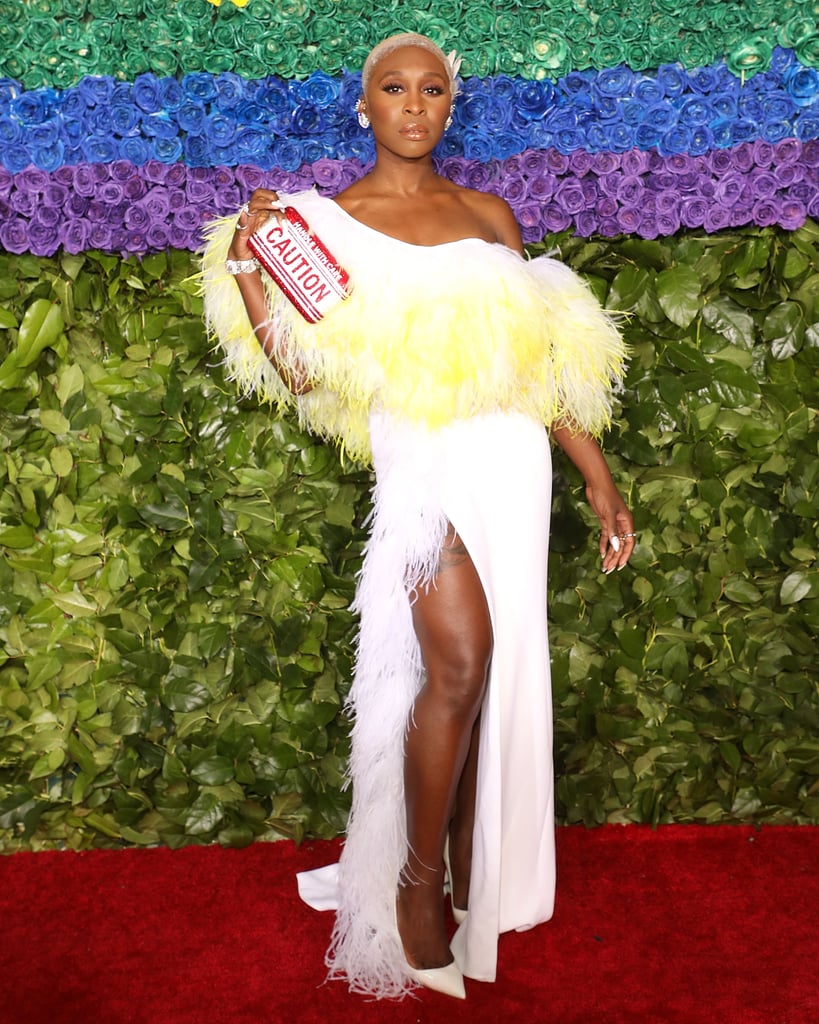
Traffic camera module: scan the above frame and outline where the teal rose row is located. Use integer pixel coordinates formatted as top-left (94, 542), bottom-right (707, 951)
top-left (1, 0), bottom-right (817, 89)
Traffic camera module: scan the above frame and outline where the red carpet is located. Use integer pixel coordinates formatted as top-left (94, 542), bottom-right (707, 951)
top-left (0, 826), bottom-right (815, 1024)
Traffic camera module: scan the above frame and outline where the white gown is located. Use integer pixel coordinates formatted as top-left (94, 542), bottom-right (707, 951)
top-left (201, 191), bottom-right (625, 997)
top-left (297, 409), bottom-right (555, 995)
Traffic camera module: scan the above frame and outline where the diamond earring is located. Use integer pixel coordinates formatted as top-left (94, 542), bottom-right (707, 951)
top-left (357, 105), bottom-right (370, 129)
top-left (445, 114), bottom-right (453, 131)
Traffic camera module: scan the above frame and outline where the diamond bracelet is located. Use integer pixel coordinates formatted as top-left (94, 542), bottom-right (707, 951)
top-left (225, 258), bottom-right (260, 275)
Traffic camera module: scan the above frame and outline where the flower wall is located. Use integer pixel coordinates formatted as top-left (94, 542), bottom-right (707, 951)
top-left (1, 1), bottom-right (818, 849)
top-left (2, 2), bottom-right (819, 252)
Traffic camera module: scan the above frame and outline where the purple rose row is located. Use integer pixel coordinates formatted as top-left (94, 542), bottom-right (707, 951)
top-left (1, 139), bottom-right (816, 255)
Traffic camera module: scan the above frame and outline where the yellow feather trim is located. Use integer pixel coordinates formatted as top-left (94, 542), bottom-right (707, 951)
top-left (200, 191), bottom-right (626, 466)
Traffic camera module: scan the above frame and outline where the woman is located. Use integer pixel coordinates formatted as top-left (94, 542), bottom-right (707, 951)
top-left (203, 33), bottom-right (635, 1000)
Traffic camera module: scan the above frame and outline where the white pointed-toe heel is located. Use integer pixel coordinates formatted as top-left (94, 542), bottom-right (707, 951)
top-left (406, 959), bottom-right (466, 999)
top-left (443, 837), bottom-right (468, 925)
top-left (394, 904), bottom-right (466, 999)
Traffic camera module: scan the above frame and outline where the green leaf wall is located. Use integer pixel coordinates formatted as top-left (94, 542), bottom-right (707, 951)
top-left (1, 224), bottom-right (818, 850)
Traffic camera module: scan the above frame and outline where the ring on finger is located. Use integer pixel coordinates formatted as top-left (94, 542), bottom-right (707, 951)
top-left (619, 532), bottom-right (637, 539)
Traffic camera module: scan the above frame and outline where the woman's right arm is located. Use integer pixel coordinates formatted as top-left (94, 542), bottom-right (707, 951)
top-left (229, 189), bottom-right (313, 395)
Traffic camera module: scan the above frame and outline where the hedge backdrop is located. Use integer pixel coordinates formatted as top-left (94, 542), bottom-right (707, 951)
top-left (1, 0), bottom-right (818, 852)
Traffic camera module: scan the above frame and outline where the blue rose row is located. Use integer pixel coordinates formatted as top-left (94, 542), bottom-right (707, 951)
top-left (2, 140), bottom-right (816, 257)
top-left (1, 48), bottom-right (817, 173)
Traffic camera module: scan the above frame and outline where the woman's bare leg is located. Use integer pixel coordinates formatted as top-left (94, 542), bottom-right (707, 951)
top-left (396, 528), bottom-right (492, 969)
top-left (447, 713), bottom-right (480, 913)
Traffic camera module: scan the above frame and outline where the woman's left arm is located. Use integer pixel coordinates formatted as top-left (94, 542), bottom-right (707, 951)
top-left (482, 191), bottom-right (635, 569)
top-left (551, 425), bottom-right (635, 573)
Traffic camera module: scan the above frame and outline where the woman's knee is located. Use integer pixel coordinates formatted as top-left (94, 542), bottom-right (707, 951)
top-left (424, 637), bottom-right (492, 715)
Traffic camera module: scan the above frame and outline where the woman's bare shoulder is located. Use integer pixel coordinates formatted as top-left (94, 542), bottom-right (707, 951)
top-left (455, 185), bottom-right (524, 252)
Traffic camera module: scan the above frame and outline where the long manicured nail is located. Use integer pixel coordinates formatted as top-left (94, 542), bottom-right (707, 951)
top-left (610, 535), bottom-right (621, 552)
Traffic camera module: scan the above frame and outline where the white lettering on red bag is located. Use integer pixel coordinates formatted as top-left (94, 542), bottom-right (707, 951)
top-left (248, 207), bottom-right (352, 323)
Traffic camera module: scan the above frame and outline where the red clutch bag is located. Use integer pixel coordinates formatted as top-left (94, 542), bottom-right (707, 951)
top-left (247, 206), bottom-right (352, 324)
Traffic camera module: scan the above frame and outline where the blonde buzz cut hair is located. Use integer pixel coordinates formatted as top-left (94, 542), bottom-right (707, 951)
top-left (361, 33), bottom-right (462, 98)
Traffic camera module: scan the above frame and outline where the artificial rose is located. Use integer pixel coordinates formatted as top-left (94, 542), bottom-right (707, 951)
top-left (28, 215), bottom-right (60, 255)
top-left (616, 206), bottom-right (641, 233)
top-left (715, 173), bottom-right (746, 206)
top-left (302, 139), bottom-right (328, 165)
top-left (591, 151), bottom-right (620, 175)
top-left (166, 187), bottom-right (187, 210)
top-left (794, 33), bottom-right (819, 70)
top-left (0, 215), bottom-right (28, 253)
top-left (86, 223), bottom-right (112, 249)
top-left (752, 197), bottom-right (781, 226)
top-left (65, 193), bottom-right (89, 217)
top-left (727, 37), bottom-right (774, 77)
top-left (679, 197), bottom-right (708, 227)
top-left (151, 137), bottom-right (183, 163)
top-left (60, 217), bottom-right (89, 253)
top-left (772, 163), bottom-right (803, 187)
top-left (795, 112), bottom-right (819, 140)
top-left (298, 70), bottom-right (340, 108)
top-left (579, 178), bottom-right (599, 205)
top-left (731, 143), bottom-right (756, 173)
top-left (10, 188), bottom-right (37, 217)
top-left (462, 131), bottom-right (495, 162)
top-left (122, 174), bottom-right (146, 200)
top-left (620, 149), bottom-right (650, 175)
top-left (272, 138), bottom-right (304, 173)
top-left (604, 124), bottom-right (636, 152)
top-left (183, 134), bottom-right (210, 164)
top-left (592, 41), bottom-right (626, 70)
top-left (97, 181), bottom-right (124, 204)
top-left (462, 161), bottom-right (496, 191)
top-left (540, 202), bottom-right (570, 234)
top-left (616, 174), bottom-right (644, 205)
top-left (144, 221), bottom-right (169, 248)
top-left (568, 149), bottom-right (594, 176)
top-left (500, 176), bottom-right (527, 203)
top-left (597, 172), bottom-right (622, 198)
top-left (530, 33), bottom-right (569, 74)
top-left (177, 101), bottom-right (207, 135)
top-left (634, 77), bottom-right (664, 105)
top-left (120, 138), bottom-right (151, 164)
top-left (517, 80), bottom-right (556, 121)
top-left (41, 181), bottom-right (67, 206)
top-left (775, 138), bottom-right (802, 164)
top-left (595, 66), bottom-right (635, 98)
top-left (553, 179), bottom-right (586, 213)
top-left (574, 210), bottom-right (598, 236)
top-left (543, 150), bottom-right (569, 175)
top-left (778, 198), bottom-right (807, 230)
top-left (528, 174), bottom-right (558, 200)
top-left (234, 164), bottom-right (266, 191)
top-left (704, 205), bottom-right (732, 232)
top-left (596, 216), bottom-right (620, 237)
top-left (596, 195), bottom-right (619, 218)
top-left (655, 210), bottom-right (681, 235)
top-left (132, 74), bottom-right (163, 114)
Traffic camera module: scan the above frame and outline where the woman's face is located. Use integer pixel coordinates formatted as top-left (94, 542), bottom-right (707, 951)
top-left (362, 45), bottom-right (452, 156)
